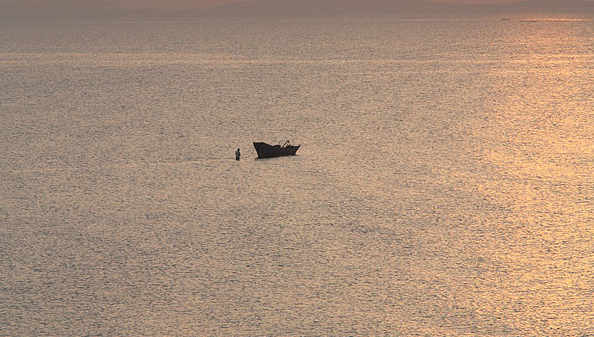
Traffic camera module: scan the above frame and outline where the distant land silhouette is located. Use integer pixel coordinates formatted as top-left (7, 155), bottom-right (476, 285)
top-left (2, 0), bottom-right (594, 18)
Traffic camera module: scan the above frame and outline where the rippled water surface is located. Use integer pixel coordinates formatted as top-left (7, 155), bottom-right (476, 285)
top-left (1, 15), bottom-right (593, 335)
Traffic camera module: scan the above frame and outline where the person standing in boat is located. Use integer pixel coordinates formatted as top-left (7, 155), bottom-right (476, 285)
top-left (235, 148), bottom-right (241, 161)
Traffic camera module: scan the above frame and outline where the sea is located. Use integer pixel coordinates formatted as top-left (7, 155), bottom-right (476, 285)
top-left (1, 13), bottom-right (593, 336)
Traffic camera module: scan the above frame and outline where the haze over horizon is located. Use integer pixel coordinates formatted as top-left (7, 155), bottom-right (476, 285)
top-left (1, 0), bottom-right (593, 12)
top-left (0, 0), bottom-right (524, 11)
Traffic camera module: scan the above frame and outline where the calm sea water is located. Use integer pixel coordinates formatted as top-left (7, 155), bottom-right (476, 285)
top-left (1, 14), bottom-right (593, 336)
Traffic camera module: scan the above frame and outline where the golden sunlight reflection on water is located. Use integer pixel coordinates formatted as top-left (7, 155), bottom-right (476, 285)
top-left (1, 15), bottom-right (593, 336)
top-left (477, 23), bottom-right (594, 331)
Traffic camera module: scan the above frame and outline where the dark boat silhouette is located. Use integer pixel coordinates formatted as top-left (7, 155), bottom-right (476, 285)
top-left (253, 140), bottom-right (300, 158)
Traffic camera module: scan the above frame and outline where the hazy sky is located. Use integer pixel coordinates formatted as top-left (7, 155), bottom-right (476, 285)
top-left (120, 0), bottom-right (522, 10)
top-left (2, 0), bottom-right (527, 11)
top-left (110, 0), bottom-right (245, 10)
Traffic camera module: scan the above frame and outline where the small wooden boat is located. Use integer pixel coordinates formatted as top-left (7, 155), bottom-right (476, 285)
top-left (253, 140), bottom-right (300, 158)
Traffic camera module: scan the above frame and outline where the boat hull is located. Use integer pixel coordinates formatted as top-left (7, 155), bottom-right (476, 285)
top-left (253, 142), bottom-right (300, 158)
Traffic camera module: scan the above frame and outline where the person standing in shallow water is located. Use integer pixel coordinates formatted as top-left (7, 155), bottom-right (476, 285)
top-left (235, 148), bottom-right (241, 161)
